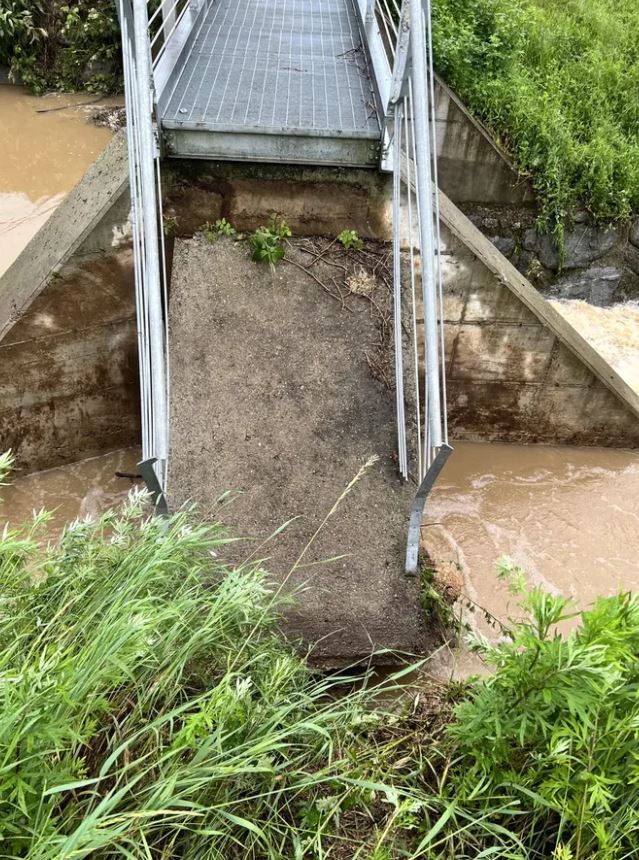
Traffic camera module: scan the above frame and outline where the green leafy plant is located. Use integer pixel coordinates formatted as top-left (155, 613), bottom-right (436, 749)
top-left (214, 216), bottom-right (236, 237)
top-left (337, 228), bottom-right (364, 251)
top-left (432, 0), bottom-right (639, 237)
top-left (0, 0), bottom-right (121, 93)
top-left (444, 558), bottom-right (639, 859)
top-left (200, 217), bottom-right (237, 243)
top-left (163, 214), bottom-right (178, 236)
top-left (249, 215), bottom-right (291, 265)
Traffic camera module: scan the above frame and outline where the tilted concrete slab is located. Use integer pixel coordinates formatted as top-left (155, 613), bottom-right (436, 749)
top-left (167, 237), bottom-right (429, 666)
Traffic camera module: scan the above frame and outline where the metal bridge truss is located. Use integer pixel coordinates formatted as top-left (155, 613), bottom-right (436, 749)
top-left (118, 0), bottom-right (451, 571)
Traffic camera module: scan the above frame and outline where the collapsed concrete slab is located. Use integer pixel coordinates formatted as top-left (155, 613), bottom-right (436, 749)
top-left (167, 237), bottom-right (430, 666)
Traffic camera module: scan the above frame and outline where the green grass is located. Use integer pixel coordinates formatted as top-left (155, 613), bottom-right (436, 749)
top-left (432, 0), bottom-right (639, 239)
top-left (1, 449), bottom-right (638, 859)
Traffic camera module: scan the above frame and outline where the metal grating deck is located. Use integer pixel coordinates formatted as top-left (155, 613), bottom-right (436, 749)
top-left (159, 0), bottom-right (382, 166)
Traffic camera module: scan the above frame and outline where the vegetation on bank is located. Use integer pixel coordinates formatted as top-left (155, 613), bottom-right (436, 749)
top-left (432, 0), bottom-right (639, 240)
top-left (0, 1), bottom-right (120, 93)
top-left (1, 449), bottom-right (639, 859)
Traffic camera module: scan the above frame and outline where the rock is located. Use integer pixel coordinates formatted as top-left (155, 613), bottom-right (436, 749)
top-left (624, 246), bottom-right (639, 278)
top-left (573, 209), bottom-right (589, 224)
top-left (522, 227), bottom-right (538, 252)
top-left (544, 266), bottom-right (622, 307)
top-left (491, 236), bottom-right (515, 258)
top-left (432, 564), bottom-right (464, 605)
top-left (529, 224), bottom-right (619, 270)
top-left (630, 219), bottom-right (639, 249)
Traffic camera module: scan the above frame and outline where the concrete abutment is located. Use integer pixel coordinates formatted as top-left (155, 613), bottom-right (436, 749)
top-left (1, 126), bottom-right (637, 475)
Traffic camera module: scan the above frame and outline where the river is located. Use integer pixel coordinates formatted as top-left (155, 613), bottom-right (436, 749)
top-left (0, 84), bottom-right (115, 276)
top-left (1, 83), bottom-right (638, 648)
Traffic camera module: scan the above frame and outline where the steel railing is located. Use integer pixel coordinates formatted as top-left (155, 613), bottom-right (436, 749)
top-left (363, 0), bottom-right (452, 572)
top-left (118, 0), bottom-right (172, 510)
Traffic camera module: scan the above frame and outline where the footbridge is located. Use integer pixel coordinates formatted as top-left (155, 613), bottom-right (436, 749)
top-left (118, 0), bottom-right (450, 651)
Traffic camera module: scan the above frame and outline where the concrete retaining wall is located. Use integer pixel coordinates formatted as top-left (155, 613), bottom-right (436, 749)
top-left (0, 133), bottom-right (139, 472)
top-left (1, 130), bottom-right (636, 475)
top-left (434, 77), bottom-right (534, 207)
top-left (163, 159), bottom-right (393, 240)
top-left (435, 193), bottom-right (639, 446)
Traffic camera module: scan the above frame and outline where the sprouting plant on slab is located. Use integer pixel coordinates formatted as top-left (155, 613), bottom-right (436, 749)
top-left (163, 214), bottom-right (178, 236)
top-left (337, 228), bottom-right (364, 250)
top-left (200, 218), bottom-right (237, 243)
top-left (214, 217), bottom-right (236, 237)
top-left (249, 215), bottom-right (292, 265)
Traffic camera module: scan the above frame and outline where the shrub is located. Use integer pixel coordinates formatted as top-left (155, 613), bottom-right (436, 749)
top-left (445, 560), bottom-right (639, 859)
top-left (432, 0), bottom-right (639, 236)
top-left (0, 0), bottom-right (121, 93)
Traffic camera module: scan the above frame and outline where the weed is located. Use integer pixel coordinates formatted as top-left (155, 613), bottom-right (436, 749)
top-left (337, 228), bottom-right (364, 251)
top-left (162, 214), bottom-right (178, 236)
top-left (446, 558), bottom-right (639, 859)
top-left (249, 215), bottom-right (292, 266)
top-left (200, 217), bottom-right (237, 243)
top-left (214, 216), bottom-right (236, 237)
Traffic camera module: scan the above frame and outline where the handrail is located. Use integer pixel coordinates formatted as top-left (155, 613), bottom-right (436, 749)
top-left (147, 0), bottom-right (207, 107)
top-left (117, 0), bottom-right (170, 508)
top-left (380, 0), bottom-right (452, 571)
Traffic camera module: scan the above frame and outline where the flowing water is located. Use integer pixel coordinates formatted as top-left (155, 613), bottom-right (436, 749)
top-left (0, 85), bottom-right (115, 276)
top-left (425, 441), bottom-right (639, 641)
top-left (550, 298), bottom-right (639, 395)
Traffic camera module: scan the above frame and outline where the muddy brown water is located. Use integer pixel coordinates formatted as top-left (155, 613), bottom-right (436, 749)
top-left (551, 298), bottom-right (639, 396)
top-left (0, 85), bottom-right (115, 276)
top-left (426, 441), bottom-right (639, 642)
top-left (0, 449), bottom-right (141, 536)
top-left (2, 443), bottom-right (638, 646)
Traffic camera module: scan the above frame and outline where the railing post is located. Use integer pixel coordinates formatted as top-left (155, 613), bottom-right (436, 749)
top-left (409, 0), bottom-right (442, 448)
top-left (161, 0), bottom-right (177, 47)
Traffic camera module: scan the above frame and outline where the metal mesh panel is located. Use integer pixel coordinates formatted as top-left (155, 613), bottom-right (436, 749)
top-left (161, 0), bottom-right (380, 137)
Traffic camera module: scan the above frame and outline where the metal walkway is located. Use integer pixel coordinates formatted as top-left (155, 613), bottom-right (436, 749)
top-left (158, 0), bottom-right (381, 165)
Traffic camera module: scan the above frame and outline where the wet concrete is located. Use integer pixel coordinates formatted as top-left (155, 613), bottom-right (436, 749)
top-left (167, 236), bottom-right (429, 666)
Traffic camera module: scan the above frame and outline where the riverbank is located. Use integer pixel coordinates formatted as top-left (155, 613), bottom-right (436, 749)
top-left (2, 449), bottom-right (638, 860)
